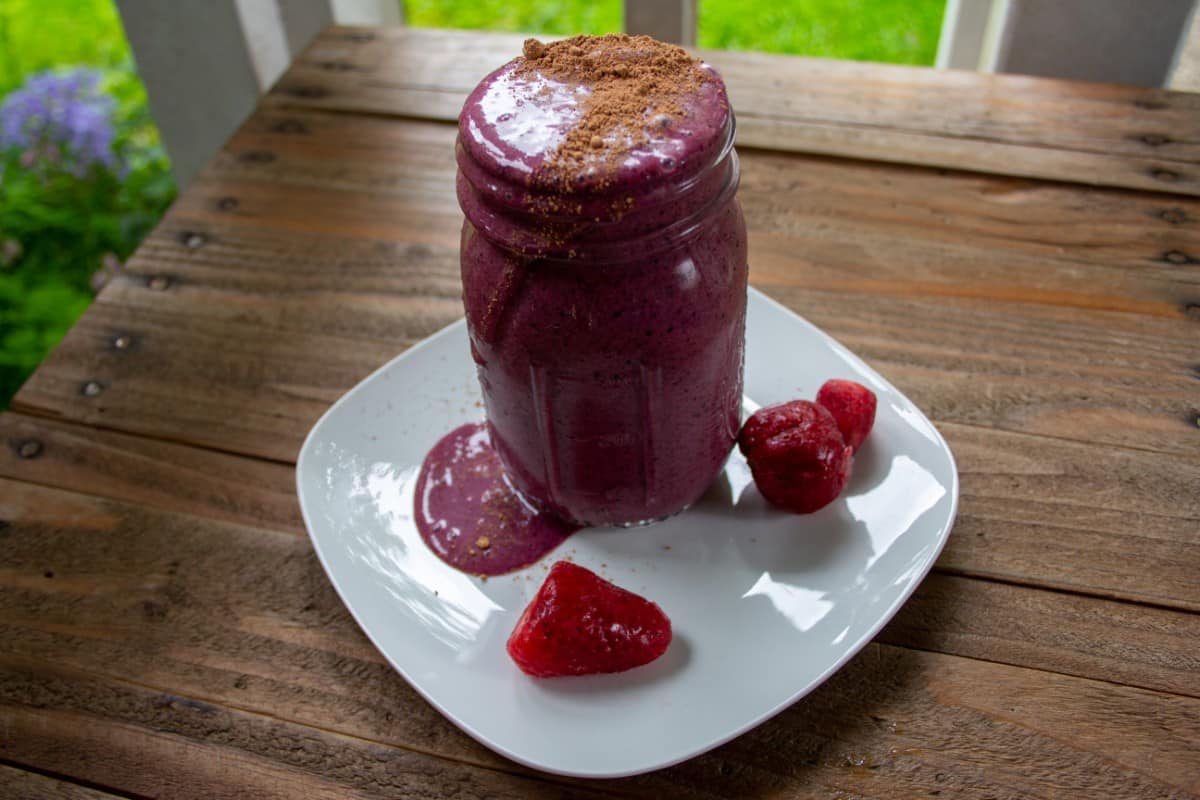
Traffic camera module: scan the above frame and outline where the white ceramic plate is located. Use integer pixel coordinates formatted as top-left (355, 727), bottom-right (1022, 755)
top-left (296, 287), bottom-right (958, 779)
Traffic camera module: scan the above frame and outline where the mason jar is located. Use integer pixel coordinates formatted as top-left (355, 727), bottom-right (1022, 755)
top-left (456, 36), bottom-right (748, 526)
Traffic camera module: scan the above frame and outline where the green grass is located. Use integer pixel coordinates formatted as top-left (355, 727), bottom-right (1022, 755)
top-left (406, 0), bottom-right (946, 65)
top-left (0, 0), bottom-right (129, 93)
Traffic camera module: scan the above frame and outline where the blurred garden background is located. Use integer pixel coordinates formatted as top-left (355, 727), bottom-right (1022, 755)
top-left (0, 0), bottom-right (944, 409)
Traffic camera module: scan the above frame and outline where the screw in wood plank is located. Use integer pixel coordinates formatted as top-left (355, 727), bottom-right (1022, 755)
top-left (112, 334), bottom-right (133, 350)
top-left (147, 275), bottom-right (171, 291)
top-left (80, 380), bottom-right (105, 397)
top-left (1150, 169), bottom-right (1179, 183)
top-left (216, 197), bottom-right (238, 212)
top-left (239, 150), bottom-right (276, 164)
top-left (16, 439), bottom-right (43, 459)
top-left (1139, 133), bottom-right (1170, 146)
top-left (1163, 250), bottom-right (1193, 265)
top-left (180, 231), bottom-right (208, 249)
top-left (269, 119), bottom-right (308, 135)
top-left (286, 85), bottom-right (329, 99)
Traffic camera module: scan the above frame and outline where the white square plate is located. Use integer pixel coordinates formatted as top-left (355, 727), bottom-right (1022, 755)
top-left (296, 287), bottom-right (958, 778)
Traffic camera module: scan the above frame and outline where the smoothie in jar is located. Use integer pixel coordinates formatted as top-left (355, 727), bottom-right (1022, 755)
top-left (457, 35), bottom-right (748, 527)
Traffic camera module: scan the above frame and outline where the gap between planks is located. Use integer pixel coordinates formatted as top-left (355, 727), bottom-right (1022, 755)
top-left (0, 759), bottom-right (145, 800)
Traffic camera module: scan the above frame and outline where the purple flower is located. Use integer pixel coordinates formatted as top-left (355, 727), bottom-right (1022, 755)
top-left (0, 68), bottom-right (117, 175)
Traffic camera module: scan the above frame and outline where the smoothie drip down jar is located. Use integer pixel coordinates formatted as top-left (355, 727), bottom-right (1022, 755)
top-left (456, 35), bottom-right (748, 526)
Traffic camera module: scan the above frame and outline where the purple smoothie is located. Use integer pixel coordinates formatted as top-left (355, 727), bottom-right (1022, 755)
top-left (415, 422), bottom-right (579, 575)
top-left (457, 36), bottom-right (748, 526)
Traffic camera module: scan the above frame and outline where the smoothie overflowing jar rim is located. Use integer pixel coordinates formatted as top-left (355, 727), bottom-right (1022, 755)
top-left (458, 118), bottom-right (741, 264)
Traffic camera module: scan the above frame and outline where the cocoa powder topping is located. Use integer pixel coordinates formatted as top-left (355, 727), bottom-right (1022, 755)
top-left (515, 34), bottom-right (708, 191)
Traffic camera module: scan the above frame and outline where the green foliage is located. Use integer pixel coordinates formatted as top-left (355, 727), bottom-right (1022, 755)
top-left (406, 0), bottom-right (622, 37)
top-left (406, 0), bottom-right (945, 65)
top-left (0, 0), bottom-right (176, 408)
top-left (0, 0), bottom-right (128, 94)
top-left (700, 0), bottom-right (945, 63)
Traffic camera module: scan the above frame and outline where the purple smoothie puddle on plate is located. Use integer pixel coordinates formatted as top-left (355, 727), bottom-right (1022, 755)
top-left (415, 422), bottom-right (580, 575)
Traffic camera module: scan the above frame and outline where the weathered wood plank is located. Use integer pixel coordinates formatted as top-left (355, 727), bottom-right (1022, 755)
top-left (0, 413), bottom-right (301, 534)
top-left (0, 764), bottom-right (125, 800)
top-left (1, 477), bottom-right (1198, 796)
top-left (12, 301), bottom-right (400, 464)
top-left (214, 108), bottom-right (1200, 301)
top-left (878, 574), bottom-right (1200, 698)
top-left (11, 283), bottom-right (1200, 609)
top-left (15, 108), bottom-right (1198, 458)
top-left (2, 414), bottom-right (1197, 690)
top-left (0, 663), bottom-right (616, 800)
top-left (266, 26), bottom-right (1200, 195)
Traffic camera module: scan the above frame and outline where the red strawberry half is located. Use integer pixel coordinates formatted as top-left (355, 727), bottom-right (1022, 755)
top-left (507, 561), bottom-right (672, 678)
top-left (815, 379), bottom-right (877, 453)
top-left (737, 399), bottom-right (852, 513)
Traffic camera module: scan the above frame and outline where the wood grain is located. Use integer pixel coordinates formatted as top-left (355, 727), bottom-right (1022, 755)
top-left (0, 413), bottom-right (301, 533)
top-left (12, 300), bottom-right (399, 464)
top-left (1, 413), bottom-right (1196, 688)
top-left (0, 765), bottom-right (124, 800)
top-left (1, 477), bottom-right (1199, 800)
top-left (266, 26), bottom-right (1200, 196)
top-left (878, 574), bottom-right (1200, 698)
top-left (0, 665), bottom-right (615, 800)
top-left (15, 107), bottom-right (1199, 458)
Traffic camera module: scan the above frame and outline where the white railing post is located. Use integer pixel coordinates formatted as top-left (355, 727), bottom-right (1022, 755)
top-left (115, 0), bottom-right (401, 188)
top-left (623, 0), bottom-right (697, 46)
top-left (936, 0), bottom-right (1196, 86)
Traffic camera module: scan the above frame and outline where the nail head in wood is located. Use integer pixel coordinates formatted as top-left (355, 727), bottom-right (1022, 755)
top-left (16, 439), bottom-right (43, 459)
top-left (217, 197), bottom-right (238, 212)
top-left (181, 232), bottom-right (207, 249)
top-left (287, 85), bottom-right (329, 99)
top-left (270, 119), bottom-right (308, 135)
top-left (147, 275), bottom-right (171, 291)
top-left (1151, 169), bottom-right (1179, 183)
top-left (1140, 133), bottom-right (1170, 146)
top-left (239, 150), bottom-right (276, 164)
top-left (112, 334), bottom-right (133, 350)
top-left (81, 380), bottom-right (104, 397)
top-left (1163, 251), bottom-right (1192, 265)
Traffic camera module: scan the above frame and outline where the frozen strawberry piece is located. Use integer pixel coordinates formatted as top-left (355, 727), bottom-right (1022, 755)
top-left (816, 379), bottom-right (877, 453)
top-left (738, 400), bottom-right (852, 513)
top-left (507, 561), bottom-right (672, 678)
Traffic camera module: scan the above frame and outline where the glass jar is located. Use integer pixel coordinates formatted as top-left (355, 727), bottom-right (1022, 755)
top-left (456, 38), bottom-right (748, 526)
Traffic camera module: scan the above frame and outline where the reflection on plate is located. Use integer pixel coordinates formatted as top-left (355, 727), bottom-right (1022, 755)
top-left (296, 287), bottom-right (958, 778)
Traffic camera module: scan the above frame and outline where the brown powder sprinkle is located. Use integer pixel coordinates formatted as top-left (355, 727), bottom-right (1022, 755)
top-left (515, 34), bottom-right (708, 191)
top-left (475, 535), bottom-right (491, 551)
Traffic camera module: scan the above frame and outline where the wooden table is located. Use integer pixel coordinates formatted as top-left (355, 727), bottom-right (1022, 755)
top-left (2, 26), bottom-right (1198, 799)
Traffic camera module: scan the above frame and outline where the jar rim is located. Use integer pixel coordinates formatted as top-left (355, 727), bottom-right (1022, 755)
top-left (458, 118), bottom-right (741, 262)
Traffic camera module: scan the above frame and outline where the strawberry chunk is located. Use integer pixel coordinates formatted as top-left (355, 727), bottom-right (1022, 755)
top-left (507, 561), bottom-right (672, 678)
top-left (815, 379), bottom-right (877, 453)
top-left (737, 400), bottom-right (852, 513)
